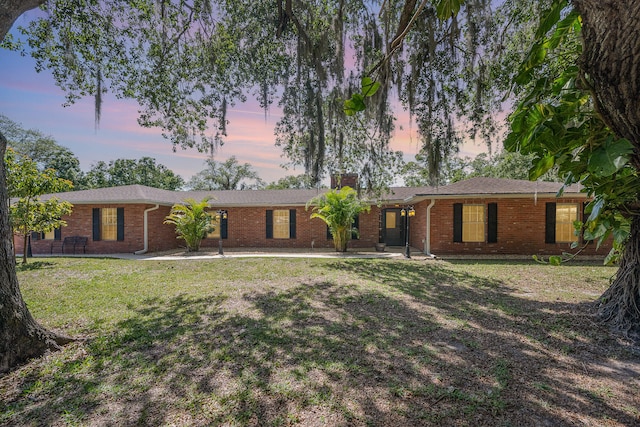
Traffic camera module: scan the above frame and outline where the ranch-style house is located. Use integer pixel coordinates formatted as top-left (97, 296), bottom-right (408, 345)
top-left (15, 176), bottom-right (611, 258)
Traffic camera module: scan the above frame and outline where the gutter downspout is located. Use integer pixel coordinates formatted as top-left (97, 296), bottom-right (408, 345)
top-left (424, 198), bottom-right (436, 257)
top-left (134, 204), bottom-right (160, 255)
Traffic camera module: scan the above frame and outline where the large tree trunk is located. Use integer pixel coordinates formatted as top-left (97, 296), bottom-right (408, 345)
top-left (574, 0), bottom-right (640, 340)
top-left (0, 131), bottom-right (72, 373)
top-left (575, 0), bottom-right (640, 167)
top-left (0, 0), bottom-right (45, 40)
top-left (1, 0), bottom-right (71, 374)
top-left (598, 216), bottom-right (640, 341)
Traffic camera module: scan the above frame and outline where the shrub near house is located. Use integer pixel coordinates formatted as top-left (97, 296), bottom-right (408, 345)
top-left (307, 186), bottom-right (371, 252)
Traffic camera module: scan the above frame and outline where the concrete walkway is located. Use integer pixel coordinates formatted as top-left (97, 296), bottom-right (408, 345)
top-left (138, 248), bottom-right (417, 261)
top-left (66, 247), bottom-right (420, 261)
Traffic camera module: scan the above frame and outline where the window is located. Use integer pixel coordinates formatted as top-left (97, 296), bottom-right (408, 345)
top-left (31, 229), bottom-right (60, 241)
top-left (453, 203), bottom-right (497, 243)
top-left (38, 228), bottom-right (61, 240)
top-left (102, 208), bottom-right (118, 241)
top-left (273, 210), bottom-right (290, 239)
top-left (462, 205), bottom-right (485, 242)
top-left (93, 207), bottom-right (124, 241)
top-left (546, 203), bottom-right (578, 243)
top-left (266, 209), bottom-right (296, 239)
top-left (385, 211), bottom-right (396, 229)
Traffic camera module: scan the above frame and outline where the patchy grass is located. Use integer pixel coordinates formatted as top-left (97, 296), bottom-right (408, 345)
top-left (1, 257), bottom-right (639, 426)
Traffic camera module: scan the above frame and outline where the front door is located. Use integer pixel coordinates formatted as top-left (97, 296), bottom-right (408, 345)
top-left (383, 208), bottom-right (405, 246)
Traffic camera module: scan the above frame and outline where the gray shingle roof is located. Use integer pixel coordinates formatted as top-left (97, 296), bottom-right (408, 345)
top-left (40, 177), bottom-right (583, 207)
top-left (415, 177), bottom-right (580, 196)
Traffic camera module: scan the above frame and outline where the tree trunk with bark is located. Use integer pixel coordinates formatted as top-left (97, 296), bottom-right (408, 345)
top-left (0, 0), bottom-right (44, 40)
top-left (0, 131), bottom-right (72, 373)
top-left (575, 0), bottom-right (640, 340)
top-left (1, 0), bottom-right (71, 374)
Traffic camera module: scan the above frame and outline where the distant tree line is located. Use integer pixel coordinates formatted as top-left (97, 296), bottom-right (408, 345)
top-left (2, 114), bottom-right (551, 193)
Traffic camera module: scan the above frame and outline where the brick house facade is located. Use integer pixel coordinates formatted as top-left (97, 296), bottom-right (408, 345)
top-left (15, 177), bottom-right (612, 257)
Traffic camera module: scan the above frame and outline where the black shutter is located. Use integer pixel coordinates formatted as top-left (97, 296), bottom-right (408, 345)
top-left (487, 203), bottom-right (498, 243)
top-left (326, 225), bottom-right (332, 240)
top-left (117, 207), bottom-right (125, 241)
top-left (266, 210), bottom-right (273, 239)
top-left (92, 208), bottom-right (101, 241)
top-left (54, 227), bottom-right (61, 241)
top-left (221, 215), bottom-right (228, 239)
top-left (352, 215), bottom-right (360, 240)
top-left (289, 209), bottom-right (296, 238)
top-left (453, 203), bottom-right (463, 242)
top-left (545, 202), bottom-right (556, 244)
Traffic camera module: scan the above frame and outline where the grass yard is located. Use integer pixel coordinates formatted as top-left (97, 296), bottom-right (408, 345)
top-left (1, 257), bottom-right (639, 426)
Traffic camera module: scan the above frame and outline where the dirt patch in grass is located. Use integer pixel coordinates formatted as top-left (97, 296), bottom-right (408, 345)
top-left (1, 258), bottom-right (639, 426)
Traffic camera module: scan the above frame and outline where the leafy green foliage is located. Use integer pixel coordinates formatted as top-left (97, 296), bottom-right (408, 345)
top-left (306, 186), bottom-right (370, 252)
top-left (343, 77), bottom-right (381, 116)
top-left (186, 156), bottom-right (263, 190)
top-left (81, 157), bottom-right (184, 190)
top-left (17, 0), bottom-right (499, 191)
top-left (402, 151), bottom-right (559, 187)
top-left (163, 198), bottom-right (215, 252)
top-left (435, 0), bottom-right (464, 19)
top-left (265, 174), bottom-right (317, 190)
top-left (0, 114), bottom-right (82, 185)
top-left (5, 149), bottom-right (73, 263)
top-left (506, 1), bottom-right (640, 263)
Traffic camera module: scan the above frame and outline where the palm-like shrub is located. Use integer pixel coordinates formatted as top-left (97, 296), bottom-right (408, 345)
top-left (164, 197), bottom-right (214, 252)
top-left (306, 186), bottom-right (370, 252)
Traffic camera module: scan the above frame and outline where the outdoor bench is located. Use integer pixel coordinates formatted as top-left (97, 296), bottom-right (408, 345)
top-left (51, 236), bottom-right (88, 254)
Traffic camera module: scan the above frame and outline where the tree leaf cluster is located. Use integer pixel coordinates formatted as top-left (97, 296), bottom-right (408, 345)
top-left (5, 148), bottom-right (74, 264)
top-left (0, 114), bottom-right (83, 185)
top-left (17, 0), bottom-right (514, 191)
top-left (505, 0), bottom-right (639, 263)
top-left (81, 157), bottom-right (185, 190)
top-left (186, 156), bottom-right (263, 190)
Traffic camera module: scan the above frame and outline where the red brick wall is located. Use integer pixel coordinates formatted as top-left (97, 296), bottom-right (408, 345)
top-left (424, 196), bottom-right (611, 256)
top-left (198, 206), bottom-right (380, 250)
top-left (16, 204), bottom-right (177, 255)
top-left (14, 196), bottom-right (613, 256)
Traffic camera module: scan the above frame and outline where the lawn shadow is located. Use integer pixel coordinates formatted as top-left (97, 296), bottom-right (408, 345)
top-left (15, 261), bottom-right (56, 271)
top-left (329, 259), bottom-right (640, 425)
top-left (2, 260), bottom-right (639, 426)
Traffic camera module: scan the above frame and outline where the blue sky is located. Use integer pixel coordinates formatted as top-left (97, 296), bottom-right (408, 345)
top-left (0, 9), bottom-right (488, 184)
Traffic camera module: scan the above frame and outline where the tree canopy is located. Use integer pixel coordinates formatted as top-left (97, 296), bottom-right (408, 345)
top-left (264, 174), bottom-right (316, 190)
top-left (5, 148), bottom-right (73, 264)
top-left (402, 150), bottom-right (560, 187)
top-left (186, 156), bottom-right (263, 190)
top-left (80, 157), bottom-right (185, 190)
top-left (12, 0), bottom-right (506, 190)
top-left (0, 114), bottom-right (82, 185)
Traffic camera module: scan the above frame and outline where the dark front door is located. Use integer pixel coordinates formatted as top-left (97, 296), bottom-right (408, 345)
top-left (383, 208), bottom-right (405, 246)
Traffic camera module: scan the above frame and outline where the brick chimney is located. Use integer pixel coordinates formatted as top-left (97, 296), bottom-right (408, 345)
top-left (331, 173), bottom-right (359, 190)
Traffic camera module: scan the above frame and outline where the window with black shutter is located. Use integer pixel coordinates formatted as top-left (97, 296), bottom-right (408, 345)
top-left (92, 207), bottom-right (125, 241)
top-left (266, 209), bottom-right (296, 239)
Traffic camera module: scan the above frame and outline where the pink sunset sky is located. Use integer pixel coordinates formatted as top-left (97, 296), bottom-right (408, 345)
top-left (0, 10), bottom-right (492, 185)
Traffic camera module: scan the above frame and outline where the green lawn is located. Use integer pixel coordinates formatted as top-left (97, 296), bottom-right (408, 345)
top-left (1, 257), bottom-right (638, 426)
